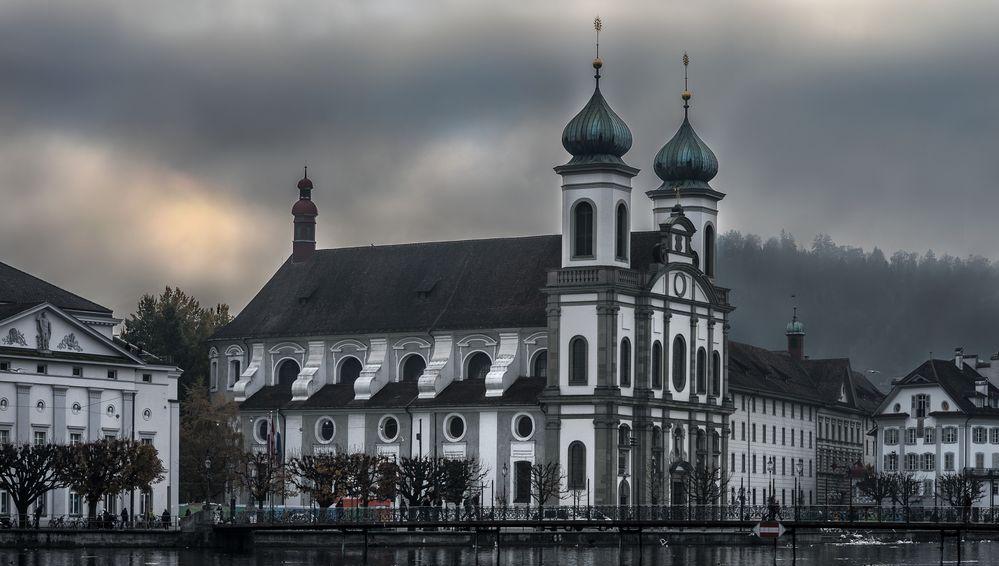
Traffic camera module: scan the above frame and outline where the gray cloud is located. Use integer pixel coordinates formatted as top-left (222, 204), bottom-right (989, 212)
top-left (0, 0), bottom-right (996, 318)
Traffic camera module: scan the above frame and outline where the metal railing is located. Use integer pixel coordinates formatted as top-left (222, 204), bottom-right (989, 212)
top-left (222, 504), bottom-right (999, 527)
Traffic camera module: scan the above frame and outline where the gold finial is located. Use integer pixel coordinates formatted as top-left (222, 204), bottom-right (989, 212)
top-left (681, 51), bottom-right (692, 113)
top-left (592, 16), bottom-right (603, 77)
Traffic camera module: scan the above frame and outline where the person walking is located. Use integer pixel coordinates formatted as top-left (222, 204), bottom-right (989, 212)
top-left (120, 507), bottom-right (129, 529)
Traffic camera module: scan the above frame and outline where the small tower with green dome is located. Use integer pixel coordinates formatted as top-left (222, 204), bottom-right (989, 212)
top-left (786, 307), bottom-right (806, 361)
top-left (554, 18), bottom-right (639, 269)
top-left (647, 53), bottom-right (724, 279)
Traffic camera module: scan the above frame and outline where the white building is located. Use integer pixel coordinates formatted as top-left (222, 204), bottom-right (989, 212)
top-left (874, 349), bottom-right (999, 509)
top-left (0, 261), bottom-right (181, 524)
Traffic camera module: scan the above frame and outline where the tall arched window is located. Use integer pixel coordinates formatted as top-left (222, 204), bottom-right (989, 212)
top-left (572, 201), bottom-right (594, 258)
top-left (533, 350), bottom-right (548, 378)
top-left (672, 336), bottom-right (687, 392)
top-left (569, 336), bottom-right (587, 385)
top-left (704, 224), bottom-right (716, 277)
top-left (340, 357), bottom-right (363, 386)
top-left (277, 359), bottom-right (300, 389)
top-left (711, 351), bottom-right (721, 396)
top-left (465, 352), bottom-right (492, 380)
top-left (615, 203), bottom-right (628, 260)
top-left (696, 347), bottom-right (707, 394)
top-left (401, 354), bottom-right (426, 382)
top-left (568, 441), bottom-right (586, 489)
top-left (619, 338), bottom-right (631, 388)
top-left (651, 341), bottom-right (663, 389)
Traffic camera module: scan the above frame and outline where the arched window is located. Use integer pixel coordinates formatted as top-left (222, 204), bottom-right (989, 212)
top-left (572, 201), bottom-right (594, 258)
top-left (465, 352), bottom-right (492, 380)
top-left (532, 350), bottom-right (548, 378)
top-left (619, 338), bottom-right (631, 388)
top-left (615, 203), bottom-right (628, 260)
top-left (711, 351), bottom-right (721, 396)
top-left (568, 441), bottom-right (586, 489)
top-left (401, 354), bottom-right (426, 382)
top-left (569, 336), bottom-right (587, 385)
top-left (651, 341), bottom-right (663, 389)
top-left (277, 359), bottom-right (300, 389)
top-left (672, 336), bottom-right (687, 392)
top-left (696, 347), bottom-right (707, 394)
top-left (704, 224), bottom-right (716, 277)
top-left (340, 357), bottom-right (362, 386)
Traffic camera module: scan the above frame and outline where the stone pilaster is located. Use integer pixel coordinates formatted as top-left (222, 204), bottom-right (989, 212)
top-left (15, 385), bottom-right (30, 443)
top-left (52, 387), bottom-right (67, 444)
top-left (87, 388), bottom-right (102, 441)
top-left (546, 296), bottom-right (561, 388)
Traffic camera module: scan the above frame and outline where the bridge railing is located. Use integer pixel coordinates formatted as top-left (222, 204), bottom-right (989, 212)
top-left (226, 504), bottom-right (999, 527)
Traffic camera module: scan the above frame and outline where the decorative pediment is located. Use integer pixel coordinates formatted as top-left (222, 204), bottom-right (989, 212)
top-left (0, 304), bottom-right (140, 363)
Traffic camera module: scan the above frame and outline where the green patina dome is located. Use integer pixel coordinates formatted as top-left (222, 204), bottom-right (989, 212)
top-left (786, 320), bottom-right (805, 334)
top-left (561, 70), bottom-right (633, 166)
top-left (653, 112), bottom-right (718, 190)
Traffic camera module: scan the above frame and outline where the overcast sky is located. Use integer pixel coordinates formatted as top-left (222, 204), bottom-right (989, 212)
top-left (1, 0), bottom-right (996, 318)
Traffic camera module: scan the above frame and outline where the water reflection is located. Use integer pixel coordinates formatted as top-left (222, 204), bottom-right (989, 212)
top-left (0, 540), bottom-right (991, 566)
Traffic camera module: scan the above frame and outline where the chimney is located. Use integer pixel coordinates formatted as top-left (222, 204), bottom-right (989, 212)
top-left (955, 347), bottom-right (964, 369)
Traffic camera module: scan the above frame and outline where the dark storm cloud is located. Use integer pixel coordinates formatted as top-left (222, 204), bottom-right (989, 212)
top-left (0, 0), bottom-right (996, 317)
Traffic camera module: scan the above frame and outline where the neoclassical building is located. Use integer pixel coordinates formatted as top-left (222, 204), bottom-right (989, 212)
top-left (0, 261), bottom-right (181, 523)
top-left (210, 54), bottom-right (737, 508)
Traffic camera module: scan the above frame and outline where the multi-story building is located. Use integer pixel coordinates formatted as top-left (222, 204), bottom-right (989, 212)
top-left (727, 316), bottom-right (882, 509)
top-left (0, 261), bottom-right (181, 523)
top-left (209, 52), bottom-right (735, 509)
top-left (874, 349), bottom-right (999, 509)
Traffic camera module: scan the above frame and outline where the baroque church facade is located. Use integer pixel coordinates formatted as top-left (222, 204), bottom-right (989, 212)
top-left (210, 54), bottom-right (735, 508)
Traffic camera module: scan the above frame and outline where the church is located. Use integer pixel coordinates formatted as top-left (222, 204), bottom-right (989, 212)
top-left (209, 51), bottom-right (743, 509)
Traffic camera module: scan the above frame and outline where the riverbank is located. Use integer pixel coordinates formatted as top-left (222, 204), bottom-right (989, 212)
top-left (0, 525), bottom-right (990, 550)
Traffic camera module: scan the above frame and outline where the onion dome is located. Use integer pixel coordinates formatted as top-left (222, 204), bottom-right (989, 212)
top-left (561, 58), bottom-right (633, 166)
top-left (653, 110), bottom-right (718, 190)
top-left (297, 176), bottom-right (313, 190)
top-left (785, 308), bottom-right (804, 335)
top-left (292, 198), bottom-right (318, 216)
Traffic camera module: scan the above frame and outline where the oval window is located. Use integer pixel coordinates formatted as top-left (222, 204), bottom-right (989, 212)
top-left (71, 402), bottom-right (82, 414)
top-left (445, 414), bottom-right (466, 441)
top-left (142, 408), bottom-right (152, 421)
top-left (106, 405), bottom-right (115, 416)
top-left (36, 400), bottom-right (45, 412)
top-left (0, 398), bottom-right (8, 411)
top-left (256, 419), bottom-right (269, 444)
top-left (380, 416), bottom-right (399, 442)
top-left (317, 417), bottom-right (336, 443)
top-left (942, 401), bottom-right (950, 411)
top-left (514, 414), bottom-right (534, 440)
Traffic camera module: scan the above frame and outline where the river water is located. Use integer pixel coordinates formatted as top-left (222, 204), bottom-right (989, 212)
top-left (0, 539), bottom-right (990, 565)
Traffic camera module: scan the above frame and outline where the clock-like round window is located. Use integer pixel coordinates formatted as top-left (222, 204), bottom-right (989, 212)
top-left (512, 413), bottom-right (535, 441)
top-left (673, 274), bottom-right (687, 297)
top-left (0, 398), bottom-right (8, 411)
top-left (444, 414), bottom-right (466, 442)
top-left (106, 405), bottom-right (116, 416)
top-left (36, 400), bottom-right (45, 412)
top-left (142, 408), bottom-right (152, 421)
top-left (379, 415), bottom-right (400, 443)
top-left (316, 417), bottom-right (336, 444)
top-left (72, 402), bottom-right (82, 414)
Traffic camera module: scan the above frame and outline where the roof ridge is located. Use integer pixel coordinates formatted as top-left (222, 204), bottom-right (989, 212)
top-left (0, 261), bottom-right (112, 314)
top-left (314, 233), bottom-right (561, 253)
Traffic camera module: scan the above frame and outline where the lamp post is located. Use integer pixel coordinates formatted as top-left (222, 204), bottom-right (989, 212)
top-left (794, 459), bottom-right (803, 520)
top-left (501, 462), bottom-right (508, 518)
top-left (738, 480), bottom-right (746, 521)
top-left (203, 457), bottom-right (212, 508)
top-left (766, 456), bottom-right (776, 519)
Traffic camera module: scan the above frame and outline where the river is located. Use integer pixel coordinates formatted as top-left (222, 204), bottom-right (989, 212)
top-left (0, 538), bottom-right (990, 565)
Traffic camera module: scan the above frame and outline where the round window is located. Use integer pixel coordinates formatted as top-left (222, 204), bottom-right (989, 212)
top-left (942, 401), bottom-right (950, 411)
top-left (36, 400), bottom-right (45, 412)
top-left (893, 403), bottom-right (901, 413)
top-left (142, 408), bottom-right (152, 421)
top-left (316, 417), bottom-right (336, 444)
top-left (106, 405), bottom-right (115, 416)
top-left (71, 402), bottom-right (82, 414)
top-left (0, 398), bottom-right (8, 411)
top-left (255, 419), bottom-right (269, 444)
top-left (380, 416), bottom-right (399, 443)
top-left (513, 414), bottom-right (535, 440)
top-left (445, 414), bottom-right (466, 441)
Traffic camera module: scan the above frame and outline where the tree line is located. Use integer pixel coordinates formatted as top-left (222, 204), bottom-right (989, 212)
top-left (856, 467), bottom-right (987, 521)
top-left (718, 231), bottom-right (999, 385)
top-left (0, 439), bottom-right (163, 526)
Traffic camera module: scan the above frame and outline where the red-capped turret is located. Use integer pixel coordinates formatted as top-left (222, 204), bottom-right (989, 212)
top-left (292, 167), bottom-right (317, 263)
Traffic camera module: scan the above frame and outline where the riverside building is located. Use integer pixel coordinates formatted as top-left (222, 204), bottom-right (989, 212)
top-left (0, 261), bottom-right (181, 524)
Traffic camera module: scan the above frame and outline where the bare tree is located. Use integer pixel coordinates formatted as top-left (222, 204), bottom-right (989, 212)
top-left (287, 450), bottom-right (349, 510)
top-left (937, 472), bottom-right (985, 522)
top-left (684, 465), bottom-right (729, 506)
top-left (438, 457), bottom-right (487, 506)
top-left (344, 453), bottom-right (396, 507)
top-left (235, 451), bottom-right (292, 511)
top-left (530, 461), bottom-right (568, 513)
top-left (888, 472), bottom-right (920, 519)
top-left (61, 439), bottom-right (165, 521)
top-left (856, 468), bottom-right (893, 509)
top-left (0, 444), bottom-right (69, 527)
top-left (395, 456), bottom-right (444, 508)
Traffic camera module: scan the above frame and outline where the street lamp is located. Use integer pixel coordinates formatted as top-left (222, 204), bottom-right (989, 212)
top-left (203, 457), bottom-right (212, 507)
top-left (766, 456), bottom-right (776, 519)
top-left (794, 459), bottom-right (803, 520)
top-left (738, 479), bottom-right (746, 521)
top-left (501, 462), bottom-right (508, 516)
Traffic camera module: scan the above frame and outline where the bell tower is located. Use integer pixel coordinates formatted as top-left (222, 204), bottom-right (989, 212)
top-left (291, 167), bottom-right (318, 263)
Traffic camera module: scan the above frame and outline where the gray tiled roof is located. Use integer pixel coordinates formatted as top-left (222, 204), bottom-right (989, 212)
top-left (0, 261), bottom-right (111, 314)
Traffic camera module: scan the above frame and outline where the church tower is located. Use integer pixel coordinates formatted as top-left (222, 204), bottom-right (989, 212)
top-left (786, 308), bottom-right (805, 361)
top-left (554, 19), bottom-right (639, 269)
top-left (647, 53), bottom-right (723, 279)
top-left (291, 168), bottom-right (318, 263)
